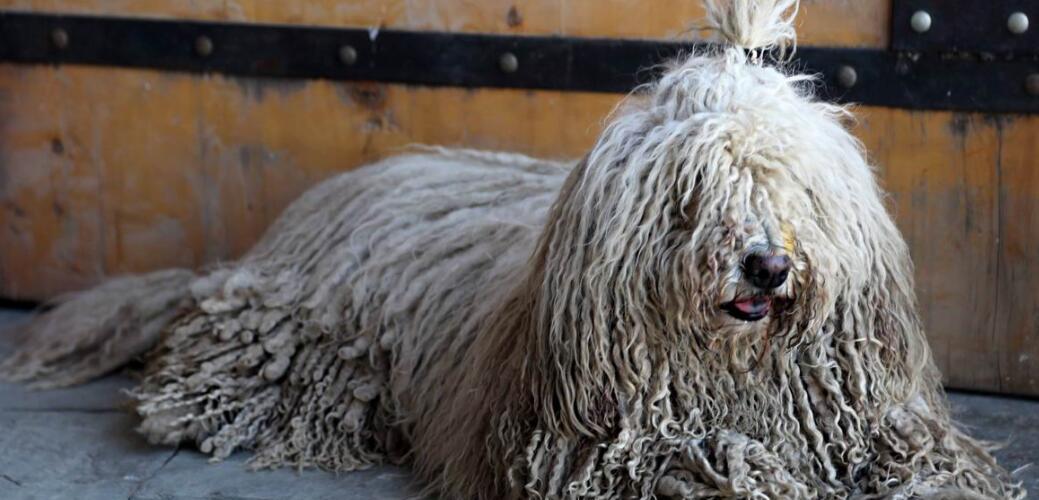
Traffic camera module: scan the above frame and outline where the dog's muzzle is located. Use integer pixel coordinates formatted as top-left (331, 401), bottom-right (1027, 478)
top-left (719, 251), bottom-right (792, 322)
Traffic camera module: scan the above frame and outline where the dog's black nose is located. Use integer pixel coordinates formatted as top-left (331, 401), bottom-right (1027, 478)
top-left (743, 252), bottom-right (791, 290)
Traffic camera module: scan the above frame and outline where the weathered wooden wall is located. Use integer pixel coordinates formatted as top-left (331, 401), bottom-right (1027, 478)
top-left (866, 110), bottom-right (1039, 395)
top-left (0, 0), bottom-right (1036, 395)
top-left (0, 0), bottom-right (890, 44)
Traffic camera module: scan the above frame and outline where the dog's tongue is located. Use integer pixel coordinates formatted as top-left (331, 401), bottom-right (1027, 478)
top-left (733, 297), bottom-right (770, 315)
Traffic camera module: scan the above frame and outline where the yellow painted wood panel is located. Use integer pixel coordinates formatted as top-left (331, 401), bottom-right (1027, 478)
top-left (0, 0), bottom-right (889, 47)
top-left (1, 61), bottom-right (1037, 394)
top-left (4, 64), bottom-right (1036, 395)
top-left (860, 110), bottom-right (1039, 395)
top-left (0, 64), bottom-right (616, 299)
top-left (0, 2), bottom-right (1035, 395)
top-left (991, 116), bottom-right (1039, 395)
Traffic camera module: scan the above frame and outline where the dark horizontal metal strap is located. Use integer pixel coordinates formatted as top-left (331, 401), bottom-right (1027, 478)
top-left (892, 0), bottom-right (1039, 55)
top-left (1, 11), bottom-right (1038, 113)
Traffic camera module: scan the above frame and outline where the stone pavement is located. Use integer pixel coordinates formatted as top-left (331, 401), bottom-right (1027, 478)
top-left (0, 310), bottom-right (1034, 499)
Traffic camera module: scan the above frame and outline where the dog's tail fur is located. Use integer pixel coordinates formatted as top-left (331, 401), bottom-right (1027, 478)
top-left (0, 269), bottom-right (195, 388)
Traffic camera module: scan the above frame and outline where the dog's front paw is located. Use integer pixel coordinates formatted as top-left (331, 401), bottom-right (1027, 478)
top-left (655, 430), bottom-right (811, 499)
top-left (912, 487), bottom-right (992, 500)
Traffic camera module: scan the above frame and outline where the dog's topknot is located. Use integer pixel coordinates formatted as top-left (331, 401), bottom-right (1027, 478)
top-left (704, 0), bottom-right (799, 54)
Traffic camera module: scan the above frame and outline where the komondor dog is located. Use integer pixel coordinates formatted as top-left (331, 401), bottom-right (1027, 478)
top-left (0, 1), bottom-right (1026, 498)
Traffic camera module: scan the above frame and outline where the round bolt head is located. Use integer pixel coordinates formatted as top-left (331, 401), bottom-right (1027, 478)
top-left (51, 28), bottom-right (69, 49)
top-left (499, 52), bottom-right (519, 73)
top-left (910, 10), bottom-right (932, 33)
top-left (1008, 12), bottom-right (1029, 35)
top-left (1026, 74), bottom-right (1039, 96)
top-left (836, 65), bottom-right (858, 89)
top-left (194, 35), bottom-right (214, 57)
top-left (339, 45), bottom-right (358, 66)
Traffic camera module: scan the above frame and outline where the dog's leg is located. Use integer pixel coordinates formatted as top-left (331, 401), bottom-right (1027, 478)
top-left (856, 397), bottom-right (1026, 500)
top-left (654, 430), bottom-right (813, 499)
top-left (506, 427), bottom-right (814, 499)
top-left (127, 265), bottom-right (392, 471)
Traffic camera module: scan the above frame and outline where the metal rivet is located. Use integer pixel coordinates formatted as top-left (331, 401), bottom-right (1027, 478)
top-left (50, 28), bottom-right (68, 49)
top-left (1008, 12), bottom-right (1029, 35)
top-left (1026, 74), bottom-right (1039, 96)
top-left (499, 52), bottom-right (518, 73)
top-left (910, 10), bottom-right (932, 33)
top-left (339, 45), bottom-right (358, 66)
top-left (194, 35), bottom-right (213, 57)
top-left (836, 65), bottom-right (857, 89)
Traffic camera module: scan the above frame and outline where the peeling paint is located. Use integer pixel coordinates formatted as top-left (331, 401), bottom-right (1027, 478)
top-left (229, 76), bottom-right (310, 102)
top-left (947, 114), bottom-right (972, 138)
top-left (506, 5), bottom-right (523, 27)
top-left (49, 138), bottom-right (64, 155)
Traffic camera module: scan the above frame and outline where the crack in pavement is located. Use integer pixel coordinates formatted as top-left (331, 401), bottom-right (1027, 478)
top-left (0, 407), bottom-right (123, 414)
top-left (127, 447), bottom-right (179, 500)
top-left (1, 473), bottom-right (22, 487)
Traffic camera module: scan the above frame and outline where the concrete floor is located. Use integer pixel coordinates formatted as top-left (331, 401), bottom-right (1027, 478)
top-left (0, 309), bottom-right (1035, 499)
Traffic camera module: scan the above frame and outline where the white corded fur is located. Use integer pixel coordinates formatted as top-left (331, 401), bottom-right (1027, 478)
top-left (705, 0), bottom-right (798, 52)
top-left (0, 1), bottom-right (1024, 498)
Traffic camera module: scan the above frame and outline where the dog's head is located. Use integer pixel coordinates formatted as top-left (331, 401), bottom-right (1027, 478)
top-left (532, 0), bottom-right (916, 372)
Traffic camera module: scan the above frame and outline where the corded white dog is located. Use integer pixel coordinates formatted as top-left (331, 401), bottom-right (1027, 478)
top-left (1, 0), bottom-right (1024, 498)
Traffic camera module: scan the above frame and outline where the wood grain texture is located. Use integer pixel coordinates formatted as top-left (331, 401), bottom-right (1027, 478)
top-left (0, 1), bottom-right (1035, 395)
top-left (0, 0), bottom-right (889, 46)
top-left (0, 65), bottom-right (617, 298)
top-left (990, 116), bottom-right (1039, 395)
top-left (860, 110), bottom-right (1039, 395)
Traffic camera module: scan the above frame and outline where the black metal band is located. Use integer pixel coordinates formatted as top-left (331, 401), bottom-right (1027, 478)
top-left (892, 0), bottom-right (1039, 55)
top-left (1, 11), bottom-right (1038, 113)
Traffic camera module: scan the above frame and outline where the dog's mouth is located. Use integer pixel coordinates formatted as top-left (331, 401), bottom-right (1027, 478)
top-left (720, 296), bottom-right (772, 322)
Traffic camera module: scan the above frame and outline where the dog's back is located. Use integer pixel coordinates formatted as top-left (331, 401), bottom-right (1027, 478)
top-left (0, 148), bottom-right (569, 471)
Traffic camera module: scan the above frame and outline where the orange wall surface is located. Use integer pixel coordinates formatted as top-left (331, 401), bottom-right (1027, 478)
top-left (1, 1), bottom-right (1036, 396)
